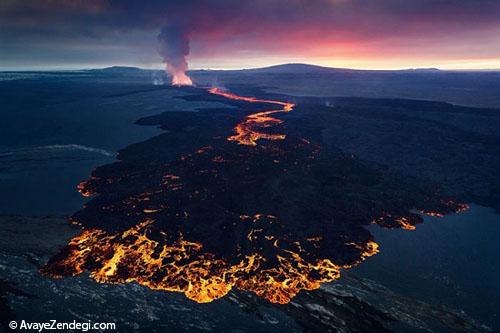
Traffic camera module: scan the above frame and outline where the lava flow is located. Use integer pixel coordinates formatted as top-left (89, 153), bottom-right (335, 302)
top-left (208, 88), bottom-right (294, 146)
top-left (42, 87), bottom-right (469, 305)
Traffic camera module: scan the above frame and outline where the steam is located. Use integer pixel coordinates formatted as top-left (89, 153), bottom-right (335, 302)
top-left (157, 25), bottom-right (193, 86)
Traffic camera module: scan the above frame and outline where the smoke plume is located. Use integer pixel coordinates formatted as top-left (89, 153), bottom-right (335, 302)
top-left (157, 25), bottom-right (193, 86)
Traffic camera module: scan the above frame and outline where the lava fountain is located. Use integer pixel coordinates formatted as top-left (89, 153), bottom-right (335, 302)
top-left (169, 67), bottom-right (193, 86)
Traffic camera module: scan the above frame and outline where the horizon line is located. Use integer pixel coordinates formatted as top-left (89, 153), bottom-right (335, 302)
top-left (1, 62), bottom-right (500, 72)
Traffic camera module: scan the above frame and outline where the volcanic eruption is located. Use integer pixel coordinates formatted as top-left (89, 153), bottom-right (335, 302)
top-left (158, 24), bottom-right (193, 86)
top-left (41, 84), bottom-right (469, 304)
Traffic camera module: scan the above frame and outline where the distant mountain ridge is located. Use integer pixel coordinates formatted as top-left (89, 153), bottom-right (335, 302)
top-left (87, 63), bottom-right (442, 75)
top-left (193, 63), bottom-right (442, 74)
top-left (236, 63), bottom-right (357, 73)
top-left (87, 66), bottom-right (147, 73)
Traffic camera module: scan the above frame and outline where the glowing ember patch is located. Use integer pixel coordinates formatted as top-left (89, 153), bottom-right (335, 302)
top-left (77, 180), bottom-right (95, 197)
top-left (395, 217), bottom-right (417, 230)
top-left (419, 210), bottom-right (445, 217)
top-left (143, 208), bottom-right (161, 213)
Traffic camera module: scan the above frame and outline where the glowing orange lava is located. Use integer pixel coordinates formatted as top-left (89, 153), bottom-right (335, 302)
top-left (77, 179), bottom-right (95, 197)
top-left (208, 88), bottom-right (294, 146)
top-left (42, 218), bottom-right (379, 304)
top-left (171, 71), bottom-right (193, 86)
top-left (43, 88), bottom-right (470, 306)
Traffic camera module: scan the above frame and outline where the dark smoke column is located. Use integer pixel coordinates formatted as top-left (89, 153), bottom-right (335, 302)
top-left (157, 25), bottom-right (193, 86)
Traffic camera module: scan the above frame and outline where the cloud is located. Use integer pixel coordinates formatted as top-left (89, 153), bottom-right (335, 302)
top-left (1, 0), bottom-right (500, 68)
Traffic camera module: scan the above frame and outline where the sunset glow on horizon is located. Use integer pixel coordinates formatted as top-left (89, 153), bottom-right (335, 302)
top-left (1, 1), bottom-right (499, 71)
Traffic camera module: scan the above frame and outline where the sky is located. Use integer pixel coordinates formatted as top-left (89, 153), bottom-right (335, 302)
top-left (1, 0), bottom-right (500, 70)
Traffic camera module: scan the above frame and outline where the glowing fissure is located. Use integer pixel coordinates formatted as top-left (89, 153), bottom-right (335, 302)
top-left (208, 88), bottom-right (294, 146)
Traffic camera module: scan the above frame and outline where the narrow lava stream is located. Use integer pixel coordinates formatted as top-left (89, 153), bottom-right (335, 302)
top-left (208, 88), bottom-right (295, 146)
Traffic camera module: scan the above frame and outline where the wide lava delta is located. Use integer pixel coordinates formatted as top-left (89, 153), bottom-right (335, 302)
top-left (42, 87), bottom-right (467, 304)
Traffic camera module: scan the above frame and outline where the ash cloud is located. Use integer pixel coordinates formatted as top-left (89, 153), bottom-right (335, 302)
top-left (157, 24), bottom-right (192, 85)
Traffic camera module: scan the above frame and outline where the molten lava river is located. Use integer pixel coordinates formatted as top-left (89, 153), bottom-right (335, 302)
top-left (42, 87), bottom-right (468, 304)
